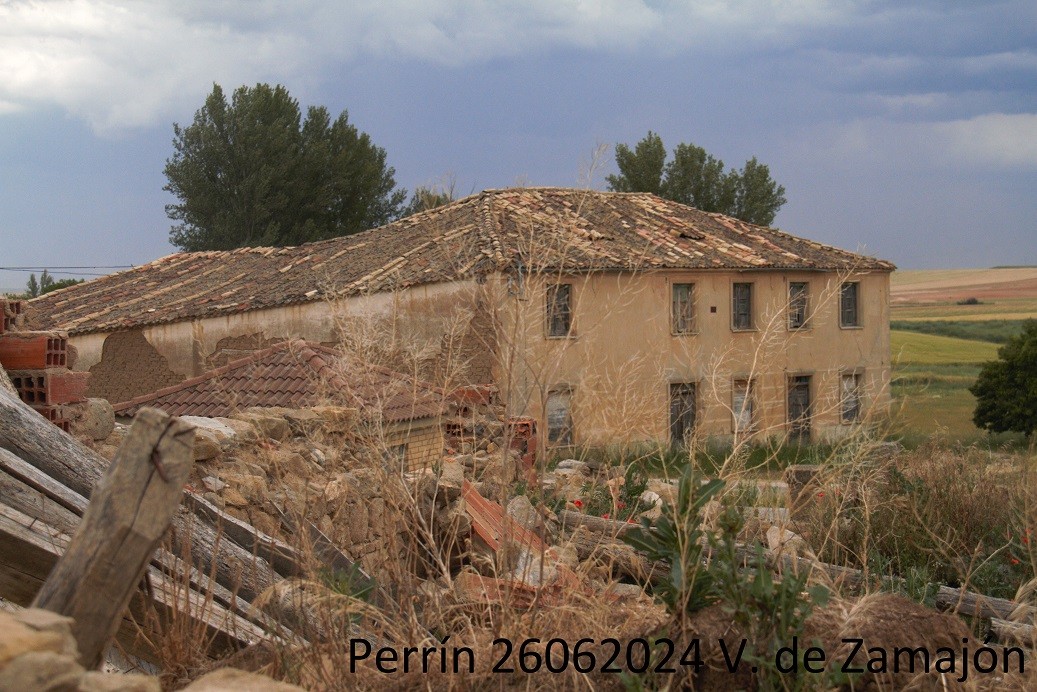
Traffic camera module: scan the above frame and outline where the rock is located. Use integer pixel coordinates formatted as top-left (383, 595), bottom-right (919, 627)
top-left (232, 411), bottom-right (291, 441)
top-left (183, 668), bottom-right (304, 691)
top-left (212, 417), bottom-right (256, 441)
top-left (11, 609), bottom-right (77, 658)
top-left (309, 448), bottom-right (326, 467)
top-left (0, 622), bottom-right (64, 668)
top-left (766, 526), bottom-right (811, 560)
top-left (222, 487), bottom-right (248, 508)
top-left (0, 651), bottom-right (83, 691)
top-left (310, 406), bottom-right (359, 434)
top-left (556, 459), bottom-right (590, 476)
top-left (78, 672), bottom-right (162, 691)
top-left (281, 408), bottom-right (320, 435)
top-left (202, 475), bottom-right (227, 493)
top-left (270, 451), bottom-right (313, 480)
top-left (485, 442), bottom-right (499, 454)
top-left (191, 429), bottom-right (223, 461)
top-left (224, 473), bottom-right (267, 503)
top-left (73, 398), bottom-right (115, 441)
top-left (505, 495), bottom-right (541, 533)
top-left (180, 416), bottom-right (239, 440)
top-left (250, 510), bottom-right (280, 537)
top-left (639, 490), bottom-right (662, 509)
top-left (605, 583), bottom-right (646, 601)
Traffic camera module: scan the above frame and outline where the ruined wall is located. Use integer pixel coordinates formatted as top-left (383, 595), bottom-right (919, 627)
top-left (68, 280), bottom-right (485, 402)
top-left (383, 418), bottom-right (446, 471)
top-left (86, 330), bottom-right (184, 404)
top-left (494, 268), bottom-right (892, 447)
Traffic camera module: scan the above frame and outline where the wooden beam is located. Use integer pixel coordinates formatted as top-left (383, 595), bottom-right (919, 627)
top-left (32, 408), bottom-right (195, 668)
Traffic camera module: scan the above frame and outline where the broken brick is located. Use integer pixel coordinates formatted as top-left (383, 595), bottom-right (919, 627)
top-left (0, 332), bottom-right (68, 370)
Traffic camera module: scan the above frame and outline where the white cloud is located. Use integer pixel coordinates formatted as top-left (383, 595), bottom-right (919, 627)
top-left (933, 113), bottom-right (1037, 168)
top-left (0, 0), bottom-right (857, 133)
top-left (801, 113), bottom-right (1037, 170)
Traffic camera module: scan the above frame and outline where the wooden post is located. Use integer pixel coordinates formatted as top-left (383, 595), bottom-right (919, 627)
top-left (32, 408), bottom-right (194, 669)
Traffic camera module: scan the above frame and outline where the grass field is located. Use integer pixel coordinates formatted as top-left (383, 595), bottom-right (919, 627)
top-left (890, 319), bottom-right (1027, 343)
top-left (889, 330), bottom-right (1025, 447)
top-left (890, 330), bottom-right (999, 364)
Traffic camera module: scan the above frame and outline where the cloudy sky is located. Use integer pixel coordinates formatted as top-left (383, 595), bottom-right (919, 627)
top-left (1, 0), bottom-right (1035, 289)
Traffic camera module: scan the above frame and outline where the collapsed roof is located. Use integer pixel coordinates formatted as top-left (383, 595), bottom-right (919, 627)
top-left (31, 188), bottom-right (894, 336)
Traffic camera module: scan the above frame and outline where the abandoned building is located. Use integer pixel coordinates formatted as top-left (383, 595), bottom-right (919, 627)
top-left (30, 187), bottom-right (895, 449)
top-left (111, 339), bottom-right (448, 471)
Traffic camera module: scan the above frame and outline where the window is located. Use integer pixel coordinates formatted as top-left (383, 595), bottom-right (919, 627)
top-left (787, 375), bottom-right (812, 442)
top-left (546, 390), bottom-right (573, 445)
top-left (840, 281), bottom-right (860, 328)
top-left (669, 382), bottom-right (697, 446)
top-left (385, 443), bottom-right (407, 466)
top-left (841, 373), bottom-right (862, 422)
top-left (788, 281), bottom-right (809, 329)
top-left (732, 379), bottom-right (755, 433)
top-left (732, 282), bottom-right (753, 330)
top-left (546, 283), bottom-right (572, 337)
top-left (671, 283), bottom-right (695, 334)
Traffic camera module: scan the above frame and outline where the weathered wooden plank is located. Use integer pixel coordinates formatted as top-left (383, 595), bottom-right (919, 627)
top-left (990, 618), bottom-right (1037, 648)
top-left (1, 387), bottom-right (289, 601)
top-left (184, 490), bottom-right (301, 578)
top-left (32, 408), bottom-right (195, 668)
top-left (0, 386), bottom-right (105, 498)
top-left (935, 585), bottom-right (1036, 624)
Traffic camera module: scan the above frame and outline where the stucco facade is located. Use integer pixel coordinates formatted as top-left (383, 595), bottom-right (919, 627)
top-left (491, 268), bottom-right (891, 448)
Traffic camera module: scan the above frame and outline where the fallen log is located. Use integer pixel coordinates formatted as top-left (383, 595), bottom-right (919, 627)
top-left (934, 585), bottom-right (1036, 624)
top-left (561, 527), bottom-right (666, 584)
top-left (0, 388), bottom-right (290, 601)
top-left (989, 618), bottom-right (1037, 648)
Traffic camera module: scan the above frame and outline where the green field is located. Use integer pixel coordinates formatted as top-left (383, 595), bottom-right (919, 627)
top-left (890, 330), bottom-right (999, 365)
top-left (889, 330), bottom-right (1025, 447)
top-left (890, 319), bottom-right (1028, 344)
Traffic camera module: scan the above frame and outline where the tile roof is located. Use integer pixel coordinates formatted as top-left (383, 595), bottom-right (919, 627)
top-left (31, 188), bottom-right (895, 335)
top-left (112, 340), bottom-right (446, 423)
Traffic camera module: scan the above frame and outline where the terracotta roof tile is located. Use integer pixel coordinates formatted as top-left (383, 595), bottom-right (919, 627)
top-left (112, 340), bottom-right (446, 423)
top-left (31, 188), bottom-right (894, 335)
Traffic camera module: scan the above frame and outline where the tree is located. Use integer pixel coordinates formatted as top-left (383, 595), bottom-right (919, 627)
top-left (970, 320), bottom-right (1037, 436)
top-left (607, 132), bottom-right (787, 226)
top-left (24, 270), bottom-right (57, 298)
top-left (164, 83), bottom-right (407, 251)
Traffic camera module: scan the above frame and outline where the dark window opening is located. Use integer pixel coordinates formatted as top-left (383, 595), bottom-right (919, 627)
top-left (789, 281), bottom-right (809, 329)
top-left (787, 375), bottom-right (812, 442)
top-left (841, 373), bottom-right (862, 422)
top-left (732, 282), bottom-right (753, 330)
top-left (669, 382), bottom-right (697, 447)
top-left (672, 283), bottom-right (695, 334)
top-left (547, 283), bottom-right (572, 337)
top-left (840, 282), bottom-right (860, 327)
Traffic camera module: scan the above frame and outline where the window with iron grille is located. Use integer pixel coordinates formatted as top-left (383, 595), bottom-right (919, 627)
top-left (669, 382), bottom-right (697, 446)
top-left (546, 390), bottom-right (573, 445)
top-left (841, 373), bottom-right (862, 422)
top-left (546, 283), bottom-right (572, 337)
top-left (840, 281), bottom-right (860, 327)
top-left (732, 282), bottom-right (753, 330)
top-left (671, 283), bottom-right (695, 334)
top-left (788, 281), bottom-right (809, 329)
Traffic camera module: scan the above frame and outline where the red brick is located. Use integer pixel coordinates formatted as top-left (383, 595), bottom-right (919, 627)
top-left (9, 368), bottom-right (90, 405)
top-left (0, 332), bottom-right (68, 370)
top-left (32, 404), bottom-right (71, 432)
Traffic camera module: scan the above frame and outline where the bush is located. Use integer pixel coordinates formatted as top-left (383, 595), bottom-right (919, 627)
top-left (970, 319), bottom-right (1037, 436)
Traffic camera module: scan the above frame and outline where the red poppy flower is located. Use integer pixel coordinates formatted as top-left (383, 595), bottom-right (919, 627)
top-left (602, 513), bottom-right (610, 520)
top-left (617, 501), bottom-right (626, 509)
top-left (573, 499), bottom-right (583, 508)
top-left (1010, 558), bottom-right (1021, 565)
top-left (817, 492), bottom-right (825, 499)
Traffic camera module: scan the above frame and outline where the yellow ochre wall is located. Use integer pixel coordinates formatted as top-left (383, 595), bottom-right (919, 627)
top-left (493, 269), bottom-right (891, 447)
